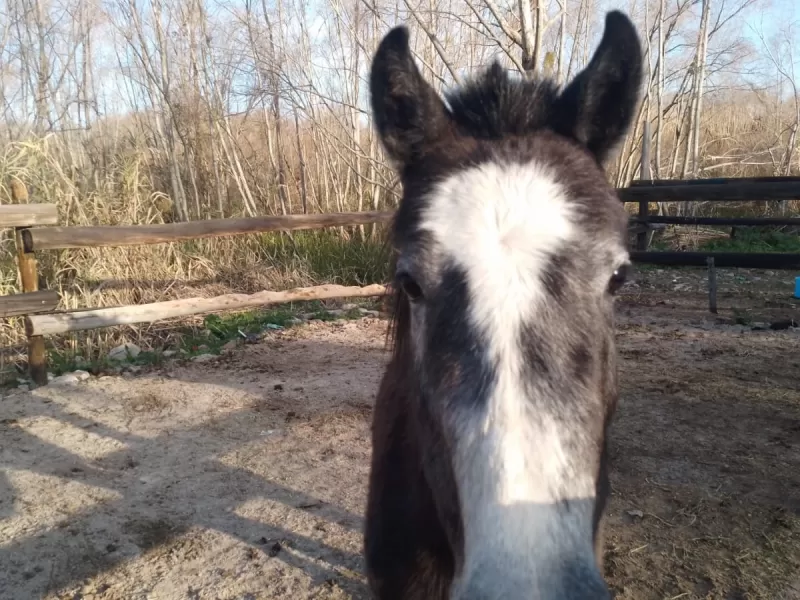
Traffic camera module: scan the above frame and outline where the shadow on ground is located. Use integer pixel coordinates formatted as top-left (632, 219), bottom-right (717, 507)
top-left (1, 327), bottom-right (384, 599)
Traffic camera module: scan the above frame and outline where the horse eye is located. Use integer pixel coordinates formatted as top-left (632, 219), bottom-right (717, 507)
top-left (397, 272), bottom-right (424, 301)
top-left (608, 264), bottom-right (630, 295)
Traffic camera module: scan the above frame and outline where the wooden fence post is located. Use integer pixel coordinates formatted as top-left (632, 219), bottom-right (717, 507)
top-left (637, 122), bottom-right (652, 252)
top-left (707, 257), bottom-right (718, 314)
top-left (11, 181), bottom-right (48, 386)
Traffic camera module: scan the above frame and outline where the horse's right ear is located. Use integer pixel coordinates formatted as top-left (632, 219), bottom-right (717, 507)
top-left (370, 27), bottom-right (450, 167)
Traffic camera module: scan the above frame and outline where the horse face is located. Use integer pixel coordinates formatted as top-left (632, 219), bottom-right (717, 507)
top-left (370, 12), bottom-right (642, 598)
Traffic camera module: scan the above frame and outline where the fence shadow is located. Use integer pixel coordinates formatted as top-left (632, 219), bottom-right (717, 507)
top-left (0, 334), bottom-right (385, 599)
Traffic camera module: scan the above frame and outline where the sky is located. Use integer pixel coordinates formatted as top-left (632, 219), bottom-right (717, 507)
top-left (2, 0), bottom-right (799, 124)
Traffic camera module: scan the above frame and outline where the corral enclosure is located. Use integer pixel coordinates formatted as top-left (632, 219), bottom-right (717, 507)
top-left (2, 0), bottom-right (800, 595)
top-left (1, 267), bottom-right (799, 600)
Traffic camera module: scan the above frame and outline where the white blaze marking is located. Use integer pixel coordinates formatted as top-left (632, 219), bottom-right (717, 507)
top-left (420, 160), bottom-right (597, 559)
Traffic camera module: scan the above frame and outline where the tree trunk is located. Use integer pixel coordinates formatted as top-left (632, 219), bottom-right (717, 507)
top-left (655, 0), bottom-right (665, 178)
top-left (519, 0), bottom-right (536, 73)
top-left (294, 107), bottom-right (308, 214)
top-left (691, 0), bottom-right (711, 176)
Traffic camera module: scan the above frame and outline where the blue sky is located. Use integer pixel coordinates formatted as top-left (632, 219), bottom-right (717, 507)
top-left (4, 0), bottom-right (798, 122)
top-left (115, 0), bottom-right (799, 117)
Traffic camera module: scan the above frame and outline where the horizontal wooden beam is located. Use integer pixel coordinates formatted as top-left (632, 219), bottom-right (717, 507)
top-left (630, 251), bottom-right (800, 269)
top-left (618, 182), bottom-right (800, 203)
top-left (16, 184), bottom-right (799, 252)
top-left (24, 211), bottom-right (394, 251)
top-left (0, 290), bottom-right (59, 318)
top-left (26, 283), bottom-right (389, 336)
top-left (637, 216), bottom-right (800, 227)
top-left (1, 204), bottom-right (59, 227)
top-left (630, 176), bottom-right (800, 187)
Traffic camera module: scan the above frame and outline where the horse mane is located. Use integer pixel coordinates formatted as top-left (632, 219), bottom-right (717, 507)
top-left (444, 61), bottom-right (562, 139)
top-left (384, 249), bottom-right (411, 361)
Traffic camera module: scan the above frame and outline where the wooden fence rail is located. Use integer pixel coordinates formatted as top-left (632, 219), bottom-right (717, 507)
top-left (634, 216), bottom-right (800, 227)
top-left (3, 175), bottom-right (800, 388)
top-left (0, 290), bottom-right (59, 318)
top-left (617, 181), bottom-right (800, 203)
top-left (629, 175), bottom-right (800, 187)
top-left (26, 284), bottom-right (389, 336)
top-left (23, 211), bottom-right (395, 252)
top-left (628, 251), bottom-right (800, 269)
top-left (18, 187), bottom-right (800, 253)
top-left (0, 204), bottom-right (59, 227)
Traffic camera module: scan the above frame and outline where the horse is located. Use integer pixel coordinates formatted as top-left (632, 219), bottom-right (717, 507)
top-left (363, 10), bottom-right (643, 600)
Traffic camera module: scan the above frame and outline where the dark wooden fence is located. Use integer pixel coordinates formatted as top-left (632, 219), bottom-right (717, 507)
top-left (623, 177), bottom-right (800, 267)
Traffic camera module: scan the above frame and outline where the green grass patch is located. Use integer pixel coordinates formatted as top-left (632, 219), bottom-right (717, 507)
top-left (699, 228), bottom-right (800, 253)
top-left (261, 229), bottom-right (391, 285)
top-left (36, 297), bottom-right (386, 381)
top-left (46, 346), bottom-right (167, 377)
top-left (180, 306), bottom-right (298, 356)
top-left (203, 306), bottom-right (295, 337)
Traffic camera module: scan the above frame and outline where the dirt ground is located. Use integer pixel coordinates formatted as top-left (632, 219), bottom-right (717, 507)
top-left (1, 266), bottom-right (799, 600)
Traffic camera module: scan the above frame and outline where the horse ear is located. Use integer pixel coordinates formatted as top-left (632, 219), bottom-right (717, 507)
top-left (370, 27), bottom-right (450, 167)
top-left (555, 11), bottom-right (643, 163)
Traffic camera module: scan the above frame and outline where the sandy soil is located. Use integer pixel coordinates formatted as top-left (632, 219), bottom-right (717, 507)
top-left (1, 266), bottom-right (799, 600)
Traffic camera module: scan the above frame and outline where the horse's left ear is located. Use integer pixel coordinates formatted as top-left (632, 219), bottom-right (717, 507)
top-left (555, 11), bottom-right (643, 164)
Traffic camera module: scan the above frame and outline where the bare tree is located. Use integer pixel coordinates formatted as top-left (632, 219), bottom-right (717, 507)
top-left (0, 0), bottom-right (791, 233)
top-left (691, 0), bottom-right (711, 176)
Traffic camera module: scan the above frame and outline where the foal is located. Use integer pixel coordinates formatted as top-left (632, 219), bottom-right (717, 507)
top-left (364, 11), bottom-right (642, 600)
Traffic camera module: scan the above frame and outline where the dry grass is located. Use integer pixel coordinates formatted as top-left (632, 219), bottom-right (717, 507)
top-left (2, 93), bottom-right (799, 379)
top-left (0, 136), bottom-right (390, 379)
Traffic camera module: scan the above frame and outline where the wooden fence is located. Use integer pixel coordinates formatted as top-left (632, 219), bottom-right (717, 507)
top-left (2, 185), bottom-right (395, 387)
top-left (3, 175), bottom-right (800, 387)
top-left (625, 178), bottom-right (800, 266)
